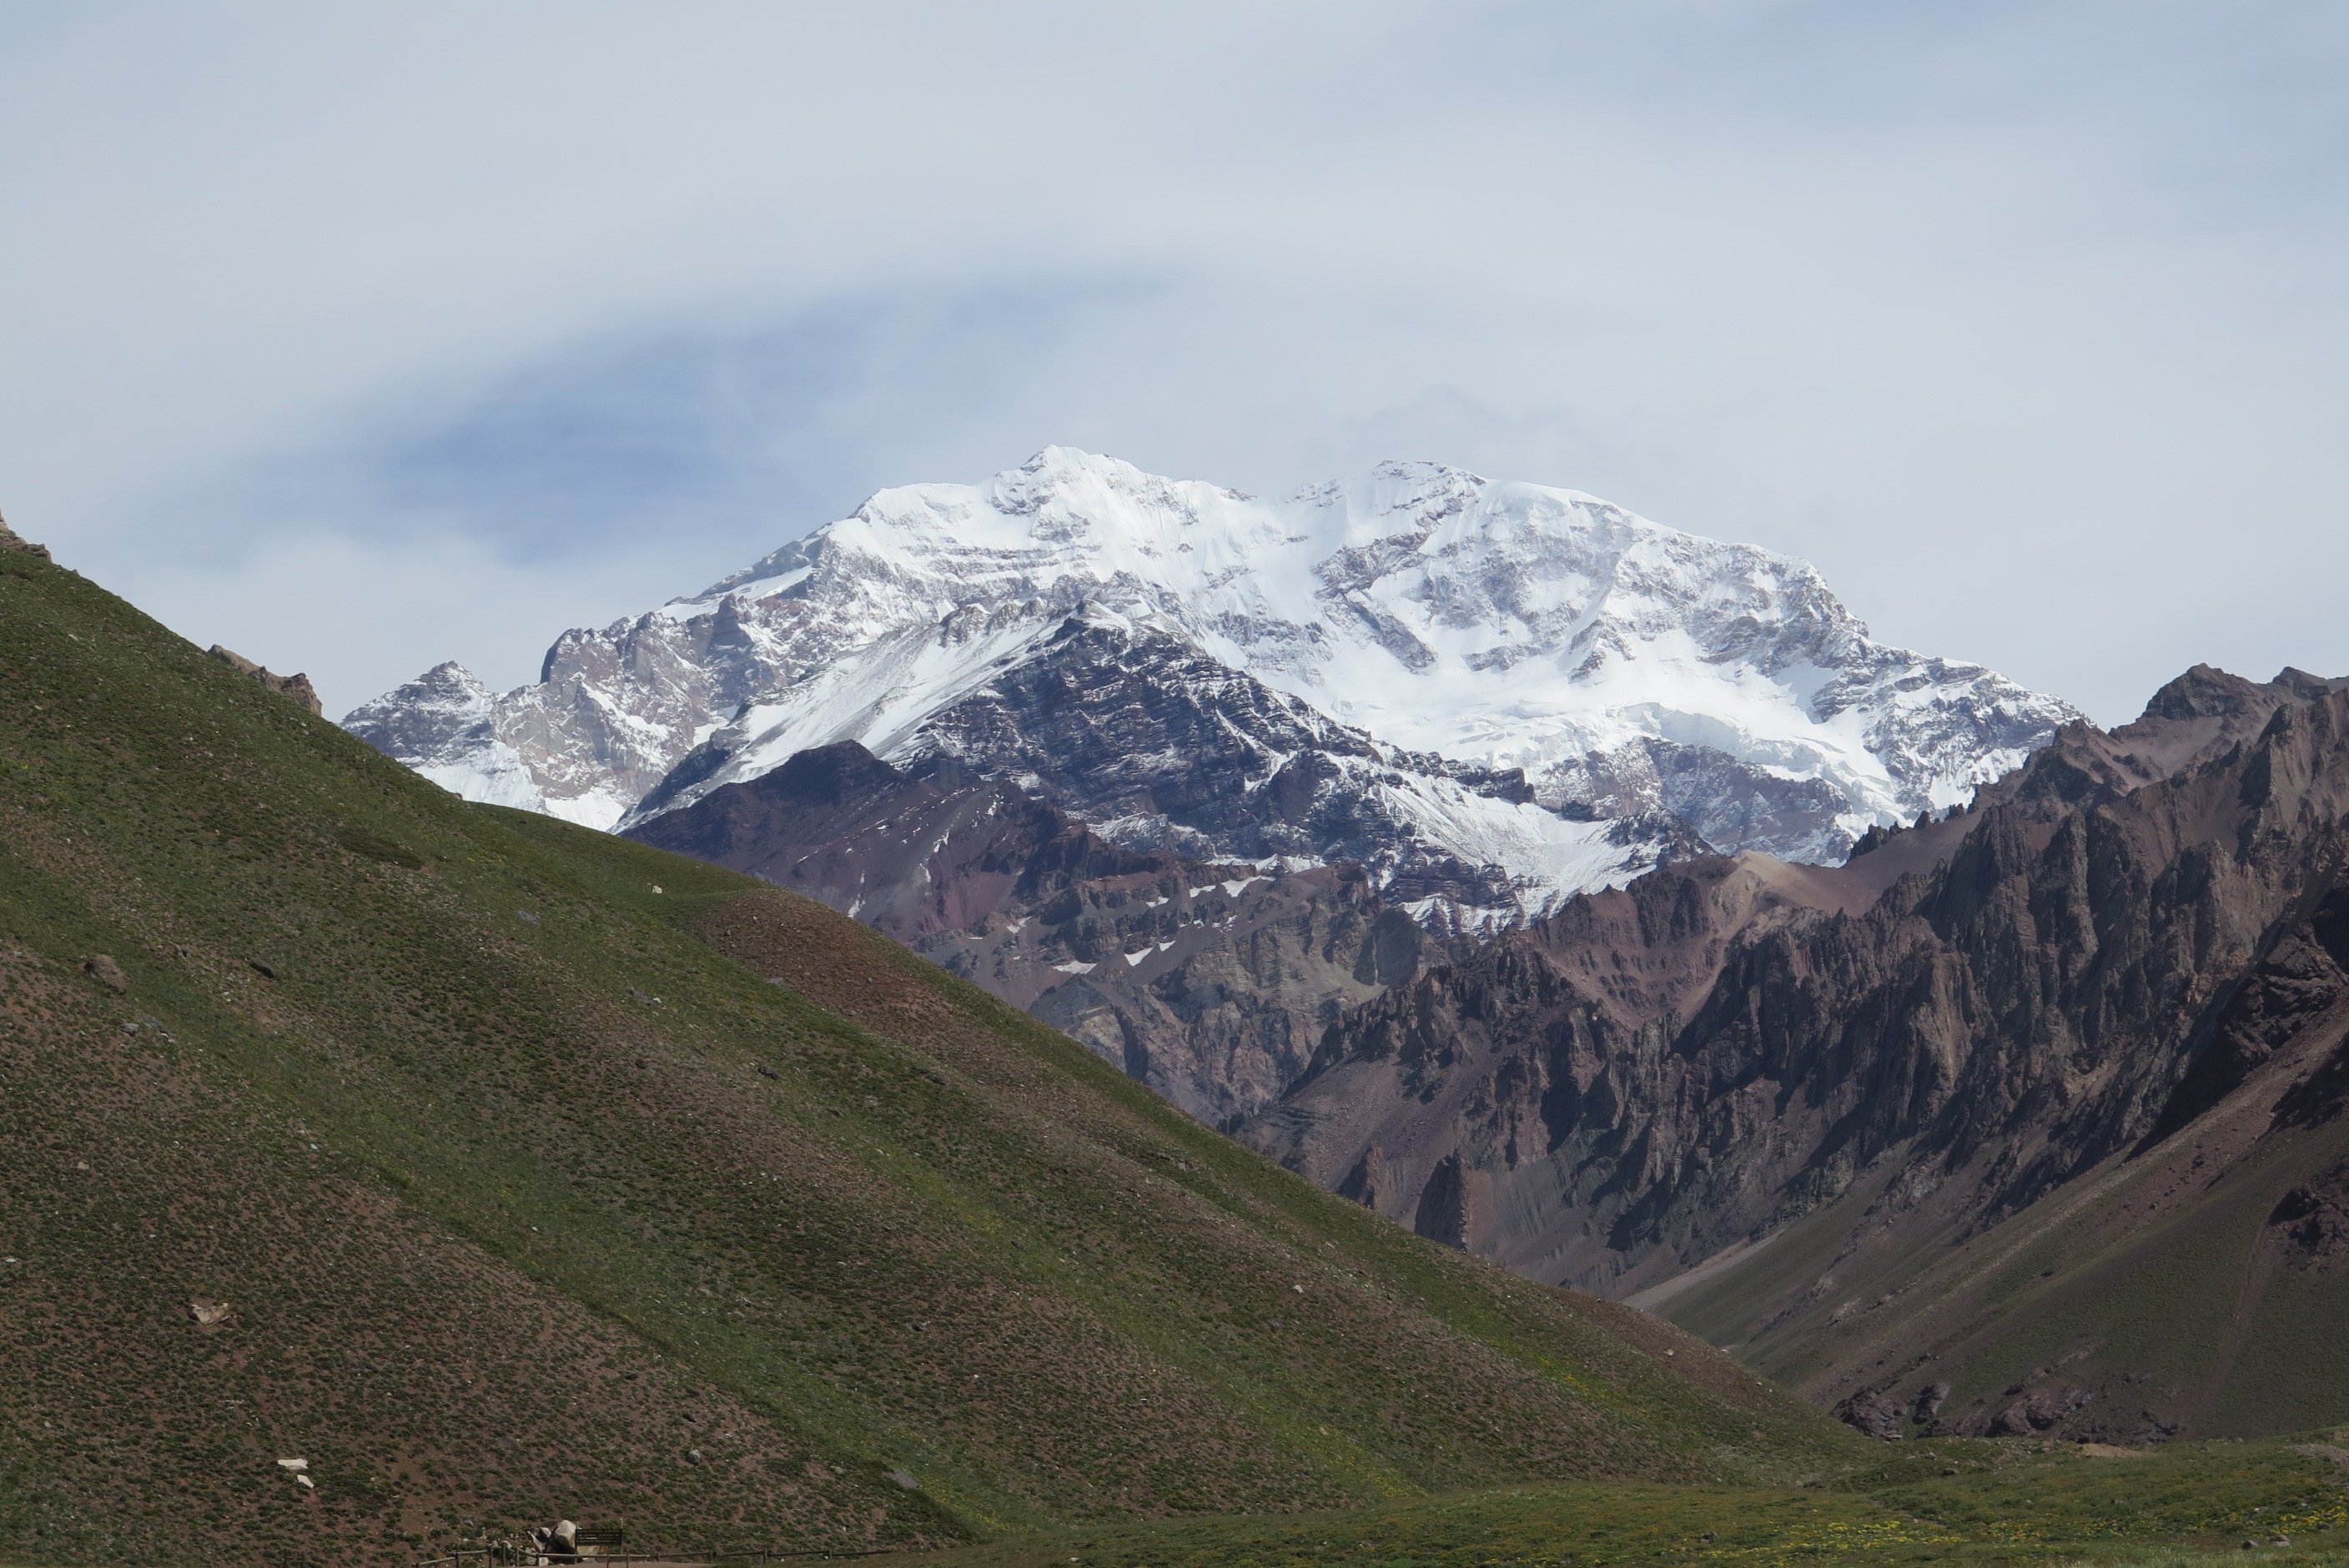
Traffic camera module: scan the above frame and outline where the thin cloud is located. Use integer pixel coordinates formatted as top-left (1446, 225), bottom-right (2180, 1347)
top-left (3, 3), bottom-right (2346, 718)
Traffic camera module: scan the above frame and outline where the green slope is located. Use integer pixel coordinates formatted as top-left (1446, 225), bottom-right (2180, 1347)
top-left (0, 545), bottom-right (1849, 1566)
top-left (862, 1434), bottom-right (2349, 1565)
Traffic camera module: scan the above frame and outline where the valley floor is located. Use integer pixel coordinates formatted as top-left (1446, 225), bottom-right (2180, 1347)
top-left (867, 1435), bottom-right (2349, 1566)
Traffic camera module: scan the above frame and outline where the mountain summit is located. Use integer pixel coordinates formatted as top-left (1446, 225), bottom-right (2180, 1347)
top-left (347, 449), bottom-right (2078, 925)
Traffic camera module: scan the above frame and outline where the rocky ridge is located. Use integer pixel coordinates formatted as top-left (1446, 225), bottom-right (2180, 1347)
top-left (1241, 664), bottom-right (2349, 1440)
top-left (207, 644), bottom-right (324, 716)
top-left (0, 509), bottom-right (50, 562)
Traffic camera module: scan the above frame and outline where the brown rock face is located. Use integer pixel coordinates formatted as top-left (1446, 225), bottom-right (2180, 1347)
top-left (1245, 667), bottom-right (2349, 1440)
top-left (627, 741), bottom-right (1453, 1123)
top-left (1239, 827), bottom-right (2003, 1289)
top-left (1977, 1385), bottom-right (2097, 1438)
top-left (208, 645), bottom-right (324, 716)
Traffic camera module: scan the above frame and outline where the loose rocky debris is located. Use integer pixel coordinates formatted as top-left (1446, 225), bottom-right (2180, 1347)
top-left (208, 644), bottom-right (324, 716)
top-left (82, 954), bottom-right (128, 993)
top-left (1976, 1385), bottom-right (2096, 1438)
top-left (1832, 1388), bottom-right (1906, 1440)
top-left (2269, 1161), bottom-right (2349, 1272)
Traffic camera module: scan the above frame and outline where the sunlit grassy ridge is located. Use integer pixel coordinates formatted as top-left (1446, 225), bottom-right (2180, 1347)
top-left (0, 545), bottom-right (1843, 1566)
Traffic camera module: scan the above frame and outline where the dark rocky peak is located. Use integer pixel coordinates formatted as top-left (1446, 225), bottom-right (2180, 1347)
top-left (2139, 662), bottom-right (2280, 723)
top-left (1842, 798), bottom-right (1980, 876)
top-left (755, 739), bottom-right (910, 811)
top-left (2125, 661), bottom-right (2342, 761)
top-left (2271, 666), bottom-right (2349, 702)
top-left (1969, 663), bottom-right (2347, 822)
top-left (893, 611), bottom-right (1577, 915)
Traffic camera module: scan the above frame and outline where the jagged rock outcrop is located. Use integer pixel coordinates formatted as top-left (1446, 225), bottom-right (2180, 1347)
top-left (1240, 663), bottom-right (2349, 1440)
top-left (207, 645), bottom-right (324, 716)
top-left (1244, 666), bottom-right (2349, 1325)
top-left (0, 510), bottom-right (51, 562)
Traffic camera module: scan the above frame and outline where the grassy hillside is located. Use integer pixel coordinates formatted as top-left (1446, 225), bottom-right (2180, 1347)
top-left (861, 1434), bottom-right (2349, 1565)
top-left (0, 545), bottom-right (1851, 1566)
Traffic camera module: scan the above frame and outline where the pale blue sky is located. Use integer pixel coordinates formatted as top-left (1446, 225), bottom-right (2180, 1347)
top-left (3, 2), bottom-right (2346, 719)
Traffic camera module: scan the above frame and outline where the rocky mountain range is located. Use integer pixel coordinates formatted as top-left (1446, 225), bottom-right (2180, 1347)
top-left (0, 520), bottom-right (1842, 1565)
top-left (347, 447), bottom-right (2349, 1443)
top-left (23, 476), bottom-right (2331, 1567)
top-left (348, 450), bottom-right (2075, 1118)
top-left (348, 449), bottom-right (2078, 927)
top-left (1242, 664), bottom-right (2349, 1440)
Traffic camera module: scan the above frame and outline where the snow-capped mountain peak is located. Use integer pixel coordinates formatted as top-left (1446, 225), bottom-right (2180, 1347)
top-left (346, 450), bottom-right (2080, 921)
